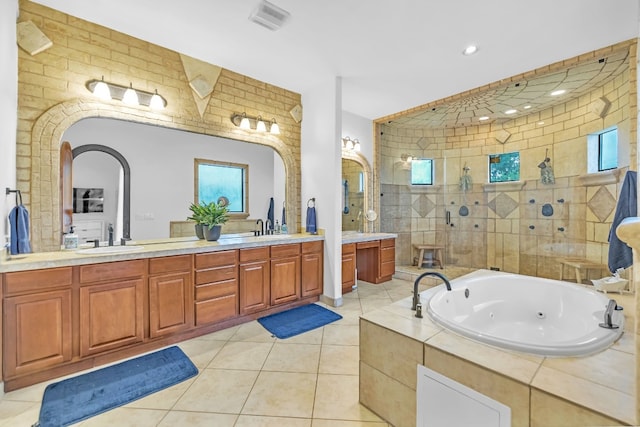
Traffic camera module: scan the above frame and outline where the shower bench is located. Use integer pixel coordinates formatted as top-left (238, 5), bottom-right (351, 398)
top-left (558, 257), bottom-right (609, 284)
top-left (413, 244), bottom-right (444, 269)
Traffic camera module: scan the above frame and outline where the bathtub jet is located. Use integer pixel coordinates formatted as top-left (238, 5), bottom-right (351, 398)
top-left (425, 269), bottom-right (625, 357)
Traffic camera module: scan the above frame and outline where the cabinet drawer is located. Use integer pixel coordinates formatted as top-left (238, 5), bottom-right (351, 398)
top-left (4, 267), bottom-right (73, 295)
top-left (381, 238), bottom-right (395, 248)
top-left (357, 240), bottom-right (380, 250)
top-left (302, 240), bottom-right (323, 254)
top-left (195, 265), bottom-right (236, 285)
top-left (195, 250), bottom-right (237, 269)
top-left (195, 278), bottom-right (237, 301)
top-left (149, 255), bottom-right (191, 275)
top-left (195, 294), bottom-right (238, 326)
top-left (270, 243), bottom-right (300, 258)
top-left (381, 247), bottom-right (395, 262)
top-left (342, 243), bottom-right (355, 255)
top-left (79, 260), bottom-right (145, 284)
top-left (240, 246), bottom-right (269, 263)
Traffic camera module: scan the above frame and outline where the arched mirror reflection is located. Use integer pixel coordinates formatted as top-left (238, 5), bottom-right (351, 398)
top-left (62, 118), bottom-right (286, 243)
top-left (341, 151), bottom-right (373, 232)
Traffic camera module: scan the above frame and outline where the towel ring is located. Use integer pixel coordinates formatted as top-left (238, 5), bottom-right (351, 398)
top-left (5, 187), bottom-right (22, 205)
top-left (307, 198), bottom-right (316, 208)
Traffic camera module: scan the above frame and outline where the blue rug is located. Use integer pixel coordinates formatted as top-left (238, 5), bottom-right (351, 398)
top-left (36, 346), bottom-right (198, 427)
top-left (258, 303), bottom-right (342, 339)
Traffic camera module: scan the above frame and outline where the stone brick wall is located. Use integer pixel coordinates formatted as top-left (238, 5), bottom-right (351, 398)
top-left (17, 0), bottom-right (302, 251)
top-left (378, 40), bottom-right (637, 279)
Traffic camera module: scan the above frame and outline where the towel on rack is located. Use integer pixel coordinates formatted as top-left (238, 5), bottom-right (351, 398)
top-left (306, 205), bottom-right (317, 234)
top-left (267, 197), bottom-right (275, 230)
top-left (9, 204), bottom-right (32, 255)
top-left (608, 170), bottom-right (637, 272)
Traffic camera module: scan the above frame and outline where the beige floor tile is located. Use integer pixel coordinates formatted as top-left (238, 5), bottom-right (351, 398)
top-left (319, 344), bottom-right (359, 375)
top-left (76, 407), bottom-right (167, 426)
top-left (280, 327), bottom-right (324, 344)
top-left (173, 368), bottom-right (258, 413)
top-left (0, 401), bottom-right (40, 427)
top-left (198, 325), bottom-right (240, 341)
top-left (177, 337), bottom-right (226, 369)
top-left (125, 376), bottom-right (196, 410)
top-left (312, 421), bottom-right (389, 427)
top-left (242, 371), bottom-right (317, 418)
top-left (329, 309), bottom-right (361, 326)
top-left (230, 321), bottom-right (278, 342)
top-left (322, 324), bottom-right (360, 346)
top-left (2, 380), bottom-right (49, 403)
top-left (208, 341), bottom-right (274, 370)
top-left (313, 374), bottom-right (383, 422)
top-left (335, 297), bottom-right (363, 312)
top-left (359, 297), bottom-right (393, 313)
top-left (157, 411), bottom-right (237, 426)
top-left (235, 414), bottom-right (312, 426)
top-left (262, 343), bottom-right (321, 373)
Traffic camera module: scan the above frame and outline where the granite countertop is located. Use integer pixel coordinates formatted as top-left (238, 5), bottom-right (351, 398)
top-left (361, 287), bottom-right (637, 425)
top-left (0, 233), bottom-right (324, 273)
top-left (341, 231), bottom-right (397, 244)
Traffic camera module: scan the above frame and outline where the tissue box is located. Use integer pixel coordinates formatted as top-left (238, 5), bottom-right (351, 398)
top-left (591, 277), bottom-right (628, 293)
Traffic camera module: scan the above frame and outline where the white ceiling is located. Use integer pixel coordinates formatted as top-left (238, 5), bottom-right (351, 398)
top-left (32, 0), bottom-right (640, 120)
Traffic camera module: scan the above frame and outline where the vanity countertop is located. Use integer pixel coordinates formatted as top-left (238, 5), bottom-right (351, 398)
top-left (0, 233), bottom-right (325, 273)
top-left (341, 231), bottom-right (397, 244)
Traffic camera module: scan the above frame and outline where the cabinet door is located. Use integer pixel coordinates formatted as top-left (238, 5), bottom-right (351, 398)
top-left (342, 252), bottom-right (356, 293)
top-left (271, 256), bottom-right (300, 305)
top-left (149, 272), bottom-right (193, 338)
top-left (379, 239), bottom-right (396, 282)
top-left (3, 290), bottom-right (72, 377)
top-left (301, 251), bottom-right (323, 297)
top-left (80, 279), bottom-right (144, 357)
top-left (239, 261), bottom-right (270, 315)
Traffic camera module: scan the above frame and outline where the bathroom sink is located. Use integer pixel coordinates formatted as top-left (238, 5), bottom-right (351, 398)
top-left (77, 245), bottom-right (144, 255)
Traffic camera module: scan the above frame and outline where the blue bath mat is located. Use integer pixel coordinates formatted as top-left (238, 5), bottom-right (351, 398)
top-left (258, 303), bottom-right (342, 339)
top-left (36, 346), bottom-right (198, 427)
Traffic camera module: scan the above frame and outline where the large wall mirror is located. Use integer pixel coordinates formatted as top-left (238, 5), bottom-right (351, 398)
top-left (341, 149), bottom-right (373, 232)
top-left (63, 118), bottom-right (286, 243)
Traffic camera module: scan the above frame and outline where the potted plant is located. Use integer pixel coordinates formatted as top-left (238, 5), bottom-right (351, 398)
top-left (201, 200), bottom-right (230, 241)
top-left (187, 202), bottom-right (208, 239)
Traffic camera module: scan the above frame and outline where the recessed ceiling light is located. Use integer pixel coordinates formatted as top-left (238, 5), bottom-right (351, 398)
top-left (537, 121), bottom-right (545, 125)
top-left (523, 105), bottom-right (532, 109)
top-left (478, 116), bottom-right (490, 121)
top-left (551, 89), bottom-right (566, 96)
top-left (462, 45), bottom-right (478, 56)
top-left (505, 109), bottom-right (517, 115)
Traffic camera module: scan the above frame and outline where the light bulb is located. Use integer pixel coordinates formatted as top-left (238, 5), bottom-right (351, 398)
top-left (256, 116), bottom-right (267, 132)
top-left (93, 77), bottom-right (111, 100)
top-left (345, 139), bottom-right (354, 150)
top-left (353, 139), bottom-right (361, 151)
top-left (122, 83), bottom-right (139, 105)
top-left (239, 113), bottom-right (251, 129)
top-left (149, 90), bottom-right (165, 110)
top-left (270, 119), bottom-right (280, 134)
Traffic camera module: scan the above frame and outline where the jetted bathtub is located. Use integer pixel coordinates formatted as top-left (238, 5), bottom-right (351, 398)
top-left (426, 269), bottom-right (625, 357)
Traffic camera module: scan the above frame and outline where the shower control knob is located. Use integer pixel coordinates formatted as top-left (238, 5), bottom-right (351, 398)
top-left (529, 225), bottom-right (535, 230)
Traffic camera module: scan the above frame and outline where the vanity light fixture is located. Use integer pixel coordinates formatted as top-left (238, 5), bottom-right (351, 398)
top-left (231, 113), bottom-right (281, 134)
top-left (400, 154), bottom-right (414, 162)
top-left (86, 79), bottom-right (167, 110)
top-left (342, 136), bottom-right (361, 152)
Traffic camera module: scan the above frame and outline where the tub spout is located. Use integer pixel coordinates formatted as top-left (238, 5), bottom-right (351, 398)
top-left (599, 299), bottom-right (621, 329)
top-left (412, 271), bottom-right (452, 311)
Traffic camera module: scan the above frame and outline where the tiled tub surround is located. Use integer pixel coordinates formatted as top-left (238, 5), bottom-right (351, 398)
top-left (360, 286), bottom-right (637, 427)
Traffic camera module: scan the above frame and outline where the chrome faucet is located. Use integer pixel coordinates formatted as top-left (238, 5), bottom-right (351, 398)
top-left (108, 223), bottom-right (114, 246)
top-left (255, 219), bottom-right (264, 236)
top-left (599, 299), bottom-right (622, 329)
top-left (412, 271), bottom-right (452, 311)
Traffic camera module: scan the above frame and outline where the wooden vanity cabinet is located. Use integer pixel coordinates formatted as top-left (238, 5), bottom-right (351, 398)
top-left (194, 250), bottom-right (238, 326)
top-left (379, 238), bottom-right (396, 283)
top-left (301, 240), bottom-right (323, 298)
top-left (148, 255), bottom-right (193, 338)
top-left (342, 243), bottom-right (356, 294)
top-left (3, 267), bottom-right (73, 378)
top-left (78, 260), bottom-right (145, 357)
top-left (270, 243), bottom-right (301, 305)
top-left (239, 247), bottom-right (270, 315)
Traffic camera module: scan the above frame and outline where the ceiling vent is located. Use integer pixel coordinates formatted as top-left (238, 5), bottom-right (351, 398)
top-left (249, 0), bottom-right (291, 31)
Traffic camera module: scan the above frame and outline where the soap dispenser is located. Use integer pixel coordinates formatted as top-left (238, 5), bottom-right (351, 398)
top-left (63, 226), bottom-right (79, 250)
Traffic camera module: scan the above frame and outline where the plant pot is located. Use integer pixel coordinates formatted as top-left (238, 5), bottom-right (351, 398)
top-left (203, 224), bottom-right (222, 241)
top-left (194, 224), bottom-right (205, 239)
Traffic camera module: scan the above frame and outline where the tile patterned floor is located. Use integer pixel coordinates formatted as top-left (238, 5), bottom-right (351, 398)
top-left (0, 270), bottom-right (465, 427)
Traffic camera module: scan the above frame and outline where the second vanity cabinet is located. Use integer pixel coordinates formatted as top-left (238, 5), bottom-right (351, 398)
top-left (341, 243), bottom-right (356, 294)
top-left (148, 255), bottom-right (193, 338)
top-left (239, 247), bottom-right (271, 315)
top-left (342, 237), bottom-right (396, 289)
top-left (78, 260), bottom-right (145, 357)
top-left (270, 243), bottom-right (301, 305)
top-left (194, 250), bottom-right (238, 326)
top-left (301, 241), bottom-right (323, 298)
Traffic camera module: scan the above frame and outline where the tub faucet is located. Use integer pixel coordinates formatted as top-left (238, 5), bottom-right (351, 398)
top-left (108, 223), bottom-right (114, 246)
top-left (599, 299), bottom-right (622, 329)
top-left (412, 271), bottom-right (452, 311)
top-left (255, 219), bottom-right (264, 236)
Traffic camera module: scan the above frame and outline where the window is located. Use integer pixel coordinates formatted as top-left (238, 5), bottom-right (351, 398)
top-left (488, 152), bottom-right (520, 183)
top-left (195, 158), bottom-right (248, 215)
top-left (410, 158), bottom-right (434, 185)
top-left (598, 128), bottom-right (618, 171)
